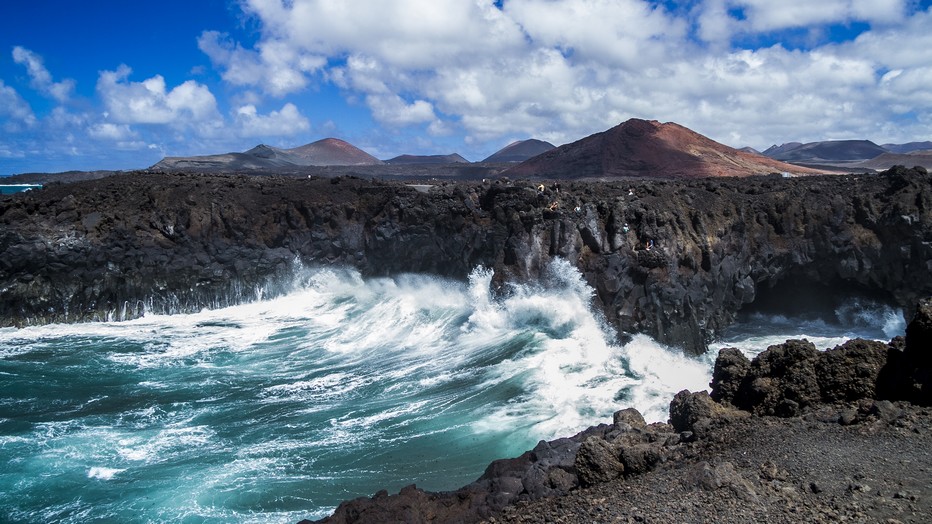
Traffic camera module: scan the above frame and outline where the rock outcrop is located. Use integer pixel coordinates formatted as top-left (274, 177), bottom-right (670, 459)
top-left (711, 298), bottom-right (932, 410)
top-left (1, 167), bottom-right (931, 355)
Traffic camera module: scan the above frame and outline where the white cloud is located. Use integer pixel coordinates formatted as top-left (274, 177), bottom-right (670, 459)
top-left (12, 46), bottom-right (75, 102)
top-left (505, 0), bottom-right (688, 68)
top-left (365, 94), bottom-right (436, 126)
top-left (198, 30), bottom-right (326, 96)
top-left (87, 122), bottom-right (136, 141)
top-left (195, 0), bottom-right (932, 152)
top-left (234, 102), bottom-right (311, 136)
top-left (241, 0), bottom-right (526, 69)
top-left (730, 0), bottom-right (908, 32)
top-left (0, 79), bottom-right (36, 131)
top-left (96, 65), bottom-right (221, 128)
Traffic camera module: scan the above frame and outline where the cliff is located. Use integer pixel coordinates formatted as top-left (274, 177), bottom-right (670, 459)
top-left (1, 167), bottom-right (931, 355)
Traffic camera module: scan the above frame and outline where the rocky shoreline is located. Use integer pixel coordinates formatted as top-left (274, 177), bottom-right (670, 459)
top-left (2, 167), bottom-right (930, 354)
top-left (307, 299), bottom-right (932, 524)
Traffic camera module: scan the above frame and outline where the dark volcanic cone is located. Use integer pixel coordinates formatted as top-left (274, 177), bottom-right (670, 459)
top-left (506, 119), bottom-right (826, 179)
top-left (284, 138), bottom-right (383, 166)
top-left (384, 153), bottom-right (469, 164)
top-left (483, 139), bottom-right (556, 163)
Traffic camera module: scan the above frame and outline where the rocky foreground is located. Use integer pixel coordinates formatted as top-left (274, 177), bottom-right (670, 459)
top-left (307, 299), bottom-right (932, 524)
top-left (2, 167), bottom-right (931, 354)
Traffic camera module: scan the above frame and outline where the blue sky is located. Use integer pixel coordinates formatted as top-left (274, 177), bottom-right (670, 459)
top-left (1, 0), bottom-right (931, 175)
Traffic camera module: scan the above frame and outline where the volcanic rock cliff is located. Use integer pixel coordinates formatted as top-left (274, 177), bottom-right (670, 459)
top-left (1, 166), bottom-right (930, 355)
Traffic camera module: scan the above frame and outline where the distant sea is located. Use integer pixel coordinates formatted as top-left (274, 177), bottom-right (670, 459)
top-left (0, 261), bottom-right (904, 523)
top-left (0, 184), bottom-right (41, 194)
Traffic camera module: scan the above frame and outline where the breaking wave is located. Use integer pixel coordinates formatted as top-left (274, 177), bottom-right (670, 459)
top-left (0, 261), bottom-right (900, 522)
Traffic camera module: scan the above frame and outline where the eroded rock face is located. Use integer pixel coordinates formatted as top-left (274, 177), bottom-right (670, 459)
top-left (1, 167), bottom-right (931, 354)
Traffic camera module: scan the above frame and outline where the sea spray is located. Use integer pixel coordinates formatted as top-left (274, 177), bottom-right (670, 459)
top-left (0, 262), bottom-right (902, 523)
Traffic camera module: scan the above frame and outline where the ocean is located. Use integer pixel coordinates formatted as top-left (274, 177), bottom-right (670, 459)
top-left (0, 184), bottom-right (42, 195)
top-left (0, 261), bottom-right (904, 523)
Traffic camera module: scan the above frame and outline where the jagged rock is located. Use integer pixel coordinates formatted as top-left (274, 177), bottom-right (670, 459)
top-left (732, 340), bottom-right (822, 416)
top-left (575, 436), bottom-right (624, 487)
top-left (816, 338), bottom-right (889, 402)
top-left (613, 407), bottom-right (647, 430)
top-left (711, 302), bottom-right (932, 414)
top-left (710, 347), bottom-right (751, 405)
top-left (618, 443), bottom-right (662, 476)
top-left (905, 298), bottom-right (932, 367)
top-left (668, 390), bottom-right (744, 435)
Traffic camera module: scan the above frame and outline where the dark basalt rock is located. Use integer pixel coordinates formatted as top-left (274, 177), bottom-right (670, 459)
top-left (1, 168), bottom-right (931, 355)
top-left (713, 299), bottom-right (932, 410)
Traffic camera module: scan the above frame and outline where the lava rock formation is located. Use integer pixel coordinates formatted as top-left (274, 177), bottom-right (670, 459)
top-left (0, 167), bottom-right (930, 354)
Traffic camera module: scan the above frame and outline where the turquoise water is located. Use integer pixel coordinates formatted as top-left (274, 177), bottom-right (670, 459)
top-left (0, 184), bottom-right (41, 194)
top-left (0, 262), bottom-right (902, 522)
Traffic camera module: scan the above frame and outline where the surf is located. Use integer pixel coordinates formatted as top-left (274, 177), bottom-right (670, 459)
top-left (0, 262), bottom-right (902, 522)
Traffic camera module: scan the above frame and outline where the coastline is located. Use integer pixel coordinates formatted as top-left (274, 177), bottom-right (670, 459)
top-left (309, 300), bottom-right (932, 523)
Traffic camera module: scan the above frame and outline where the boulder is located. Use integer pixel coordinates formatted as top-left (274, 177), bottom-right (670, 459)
top-left (668, 390), bottom-right (743, 435)
top-left (733, 340), bottom-right (821, 416)
top-left (710, 347), bottom-right (751, 405)
top-left (574, 436), bottom-right (624, 487)
top-left (816, 338), bottom-right (889, 402)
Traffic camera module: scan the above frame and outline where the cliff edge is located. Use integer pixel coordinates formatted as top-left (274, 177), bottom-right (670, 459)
top-left (1, 167), bottom-right (930, 354)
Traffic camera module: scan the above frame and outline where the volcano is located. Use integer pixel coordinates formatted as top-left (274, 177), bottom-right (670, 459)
top-left (151, 138), bottom-right (382, 171)
top-left (505, 119), bottom-right (827, 179)
top-left (483, 139), bottom-right (556, 163)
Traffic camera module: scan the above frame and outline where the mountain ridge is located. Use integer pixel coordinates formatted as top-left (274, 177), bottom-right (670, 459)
top-left (151, 138), bottom-right (382, 171)
top-left (384, 153), bottom-right (469, 165)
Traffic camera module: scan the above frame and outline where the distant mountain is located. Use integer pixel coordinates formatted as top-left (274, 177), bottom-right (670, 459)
top-left (483, 139), bottom-right (556, 163)
top-left (761, 142), bottom-right (803, 158)
top-left (152, 138), bottom-right (382, 171)
top-left (505, 119), bottom-right (826, 180)
top-left (882, 142), bottom-right (932, 154)
top-left (2, 170), bottom-right (120, 185)
top-left (762, 140), bottom-right (886, 164)
top-left (285, 138), bottom-right (382, 166)
top-left (738, 146), bottom-right (761, 155)
top-left (384, 153), bottom-right (469, 165)
top-left (854, 150), bottom-right (932, 171)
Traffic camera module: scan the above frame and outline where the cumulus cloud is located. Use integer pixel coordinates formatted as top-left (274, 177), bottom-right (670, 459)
top-left (12, 46), bottom-right (76, 102)
top-left (87, 122), bottom-right (137, 141)
top-left (505, 0), bottom-right (688, 68)
top-left (731, 0), bottom-right (908, 32)
top-left (234, 102), bottom-right (311, 136)
top-left (198, 30), bottom-right (326, 96)
top-left (96, 65), bottom-right (221, 128)
top-left (198, 0), bottom-right (932, 150)
top-left (0, 79), bottom-right (37, 131)
top-left (241, 0), bottom-right (526, 68)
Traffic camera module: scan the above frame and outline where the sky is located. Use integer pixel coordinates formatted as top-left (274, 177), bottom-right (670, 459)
top-left (1, 0), bottom-right (931, 175)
